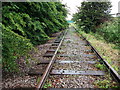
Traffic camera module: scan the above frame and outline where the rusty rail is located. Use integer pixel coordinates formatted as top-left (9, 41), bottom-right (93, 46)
top-left (85, 36), bottom-right (120, 83)
top-left (36, 26), bottom-right (120, 89)
top-left (36, 30), bottom-right (67, 89)
top-left (75, 28), bottom-right (120, 84)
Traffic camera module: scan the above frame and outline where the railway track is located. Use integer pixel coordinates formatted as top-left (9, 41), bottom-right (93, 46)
top-left (28, 26), bottom-right (120, 89)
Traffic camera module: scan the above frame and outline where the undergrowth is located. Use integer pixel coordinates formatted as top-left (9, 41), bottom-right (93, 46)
top-left (77, 30), bottom-right (120, 75)
top-left (94, 79), bottom-right (119, 88)
top-left (2, 2), bottom-right (68, 72)
top-left (2, 25), bottom-right (33, 72)
top-left (96, 17), bottom-right (120, 49)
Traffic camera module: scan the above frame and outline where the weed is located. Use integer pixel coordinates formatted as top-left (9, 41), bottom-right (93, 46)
top-left (66, 40), bottom-right (71, 43)
top-left (57, 50), bottom-right (61, 53)
top-left (37, 77), bottom-right (41, 84)
top-left (95, 63), bottom-right (106, 70)
top-left (94, 80), bottom-right (118, 88)
top-left (43, 82), bottom-right (52, 88)
top-left (78, 30), bottom-right (120, 75)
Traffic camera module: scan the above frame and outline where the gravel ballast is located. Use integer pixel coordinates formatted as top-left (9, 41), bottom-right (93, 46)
top-left (45, 27), bottom-right (118, 88)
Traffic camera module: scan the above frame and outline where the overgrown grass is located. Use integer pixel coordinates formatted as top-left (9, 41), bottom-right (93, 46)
top-left (76, 30), bottom-right (120, 88)
top-left (43, 80), bottom-right (52, 88)
top-left (94, 79), bottom-right (119, 88)
top-left (96, 17), bottom-right (120, 49)
top-left (95, 63), bottom-right (106, 71)
top-left (77, 30), bottom-right (120, 75)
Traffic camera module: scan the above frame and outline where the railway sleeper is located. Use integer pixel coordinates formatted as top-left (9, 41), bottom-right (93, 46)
top-left (43, 54), bottom-right (96, 58)
top-left (47, 49), bottom-right (56, 52)
top-left (37, 60), bottom-right (97, 65)
top-left (51, 43), bottom-right (59, 46)
top-left (54, 40), bottom-right (61, 43)
top-left (28, 69), bottom-right (105, 76)
top-left (47, 49), bottom-right (91, 53)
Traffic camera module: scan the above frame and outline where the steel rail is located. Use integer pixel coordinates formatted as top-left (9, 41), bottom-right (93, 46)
top-left (36, 30), bottom-right (67, 89)
top-left (84, 36), bottom-right (120, 83)
top-left (75, 28), bottom-right (120, 84)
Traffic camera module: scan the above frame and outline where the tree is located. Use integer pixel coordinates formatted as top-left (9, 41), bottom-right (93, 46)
top-left (72, 1), bottom-right (112, 33)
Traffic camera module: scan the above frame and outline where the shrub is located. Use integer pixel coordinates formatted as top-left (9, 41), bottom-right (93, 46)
top-left (2, 25), bottom-right (33, 72)
top-left (2, 2), bottom-right (68, 72)
top-left (96, 17), bottom-right (120, 48)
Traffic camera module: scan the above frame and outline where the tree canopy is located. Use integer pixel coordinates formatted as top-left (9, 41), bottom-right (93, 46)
top-left (72, 1), bottom-right (112, 33)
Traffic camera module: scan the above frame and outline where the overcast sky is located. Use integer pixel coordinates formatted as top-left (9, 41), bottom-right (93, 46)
top-left (61, 0), bottom-right (120, 20)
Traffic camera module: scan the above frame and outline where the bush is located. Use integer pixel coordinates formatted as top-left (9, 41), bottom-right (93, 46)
top-left (96, 17), bottom-right (120, 48)
top-left (72, 2), bottom-right (112, 33)
top-left (2, 25), bottom-right (33, 72)
top-left (2, 2), bottom-right (68, 72)
top-left (25, 20), bottom-right (49, 45)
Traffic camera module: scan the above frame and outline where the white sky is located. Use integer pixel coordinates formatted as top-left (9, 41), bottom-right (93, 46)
top-left (61, 0), bottom-right (120, 20)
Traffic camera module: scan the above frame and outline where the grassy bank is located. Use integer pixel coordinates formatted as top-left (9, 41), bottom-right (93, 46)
top-left (77, 30), bottom-right (120, 75)
top-left (95, 17), bottom-right (120, 49)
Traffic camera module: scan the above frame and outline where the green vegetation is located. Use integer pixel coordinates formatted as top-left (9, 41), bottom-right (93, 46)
top-left (2, 2), bottom-right (68, 72)
top-left (96, 17), bottom-right (120, 48)
top-left (95, 63), bottom-right (106, 71)
top-left (77, 31), bottom-right (120, 74)
top-left (2, 25), bottom-right (33, 72)
top-left (66, 40), bottom-right (71, 43)
top-left (72, 1), bottom-right (112, 33)
top-left (43, 83), bottom-right (52, 88)
top-left (43, 80), bottom-right (52, 88)
top-left (73, 1), bottom-right (119, 49)
top-left (37, 77), bottom-right (41, 84)
top-left (73, 1), bottom-right (120, 75)
top-left (94, 79), bottom-right (119, 88)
